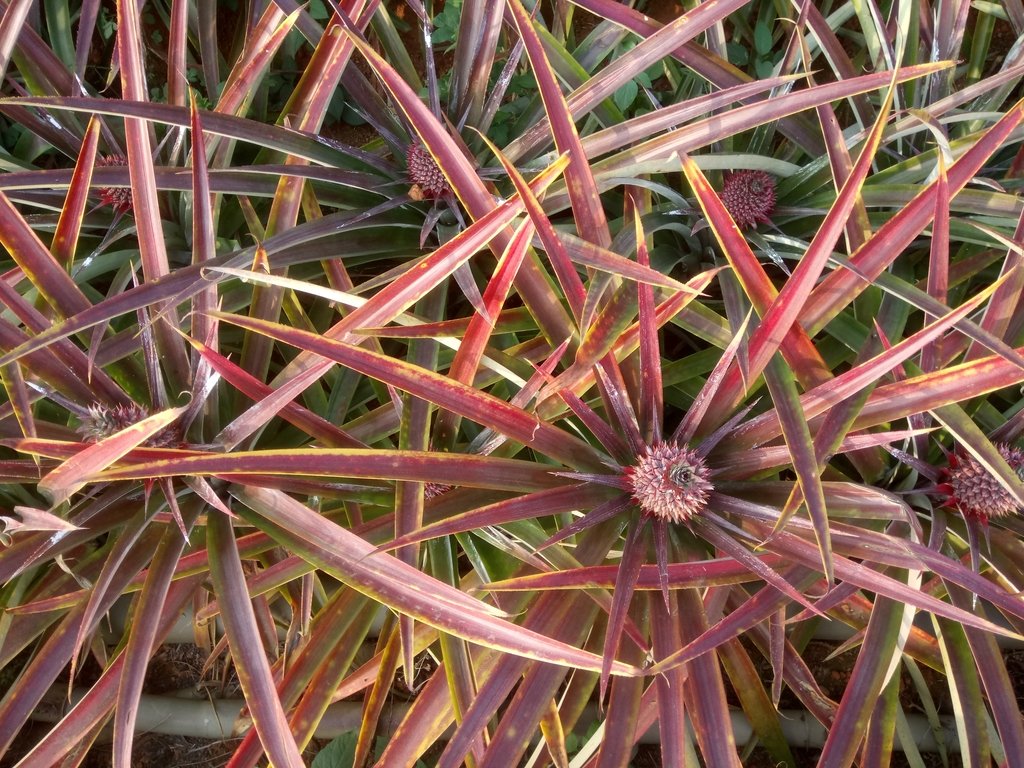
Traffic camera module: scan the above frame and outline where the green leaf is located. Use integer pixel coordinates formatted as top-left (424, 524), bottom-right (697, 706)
top-left (613, 79), bottom-right (638, 111)
top-left (311, 731), bottom-right (357, 768)
top-left (754, 22), bottom-right (773, 54)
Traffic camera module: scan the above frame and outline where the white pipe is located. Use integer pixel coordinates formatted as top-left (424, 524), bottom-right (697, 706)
top-left (34, 690), bottom-right (972, 753)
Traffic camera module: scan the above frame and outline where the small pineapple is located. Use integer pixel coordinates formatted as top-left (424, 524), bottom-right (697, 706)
top-left (406, 143), bottom-right (451, 200)
top-left (76, 403), bottom-right (180, 447)
top-left (720, 170), bottom-right (776, 230)
top-left (626, 442), bottom-right (713, 524)
top-left (946, 443), bottom-right (1024, 522)
top-left (97, 154), bottom-right (132, 213)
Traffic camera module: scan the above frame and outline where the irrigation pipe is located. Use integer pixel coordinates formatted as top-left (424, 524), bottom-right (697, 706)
top-left (35, 689), bottom-right (975, 754)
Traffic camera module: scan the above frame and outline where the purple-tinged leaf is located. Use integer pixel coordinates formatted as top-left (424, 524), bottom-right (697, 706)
top-left (677, 586), bottom-right (742, 766)
top-left (0, 283), bottom-right (125, 407)
top-left (672, 310), bottom-right (751, 447)
top-left (476, 650), bottom-right (581, 768)
top-left (352, 306), bottom-right (534, 338)
top-left (184, 334), bottom-right (366, 448)
top-left (648, 543), bottom-right (1016, 678)
top-left (584, 64), bottom-right (948, 187)
top-left (761, 354), bottom-right (833, 583)
top-left (719, 635), bottom-right (795, 764)
top-left (89, 448), bottom-right (567, 494)
top-left (731, 276), bottom-right (1022, 451)
top-left (553, 232), bottom-right (694, 291)
top-left (397, 286), bottom-right (446, 679)
top-left (39, 405), bottom-right (187, 505)
top-left (229, 588), bottom-right (384, 766)
top-left (341, 158), bottom-right (565, 336)
top-left (679, 155), bottom-right (832, 423)
top-left (338, 15), bottom-right (576, 347)
top-left (720, 479), bottom-right (914, 521)
top-left (761, 519), bottom-right (1023, 635)
top-left (373, 642), bottom-right (480, 765)
top-left (506, 0), bottom-right (611, 250)
top-left (0, 525), bottom-right (163, 755)
top-left (0, 459), bottom-right (49, 482)
top-left (166, 0), bottom-right (188, 107)
top-left (558, 388), bottom-right (631, 463)
top-left (118, 0), bottom-right (190, 384)
top-left (440, 578), bottom-right (608, 768)
top-left (434, 217), bottom-right (535, 447)
top-left (215, 4), bottom-right (297, 117)
top-left (74, 0), bottom-right (101, 79)
top-left (967, 202), bottom-right (1024, 364)
top-left (340, 23), bottom-right (489, 218)
top-left (532, 495), bottom-right (626, 557)
top-left (3, 437), bottom-right (205, 463)
top-left (0, 0), bottom-right (33, 83)
top-left (112, 506), bottom-right (200, 768)
top-left (599, 520), bottom-right (648, 703)
top-left (52, 116), bottom-right (101, 272)
top-left (8, 575), bottom-right (204, 767)
top-left (817, 596), bottom-right (905, 766)
top-left (691, 513), bottom-right (817, 612)
top-left (596, 621), bottom-right (647, 767)
top-left (806, 98), bottom-right (1024, 334)
top-left (506, 0), bottom-right (753, 162)
top-left (484, 554), bottom-right (783, 592)
top-left (189, 97), bottom-right (218, 359)
top-left (479, 136), bottom-right (585, 320)
top-left (734, 494), bottom-right (1024, 625)
top-left (720, 72), bottom-right (897, 416)
top-left (567, 282), bottom-right (638, 396)
top-left (212, 158), bottom-right (568, 452)
top-left (209, 312), bottom-right (608, 470)
top-left (571, 75), bottom-right (800, 161)
top-left (593, 362), bottom-right (645, 458)
top-left (0, 191), bottom-right (91, 317)
top-left (235, 486), bottom-right (640, 676)
top-left (382, 483), bottom-right (618, 554)
top-left (0, 360), bottom-right (33, 446)
top-left (0, 95), bottom-right (391, 169)
top-left (0, 506), bottom-right (80, 537)
top-left (922, 152), bottom-right (950, 375)
top-left (632, 202), bottom-right (661, 443)
top-left (538, 271), bottom-right (715, 411)
top-left (650, 593), bottom-right (691, 765)
top-left (449, 0), bottom-right (502, 125)
top-left (206, 509), bottom-right (306, 767)
top-left (812, 91), bottom-right (870, 253)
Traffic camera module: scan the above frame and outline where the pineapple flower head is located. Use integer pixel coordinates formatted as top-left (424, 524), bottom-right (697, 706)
top-left (77, 403), bottom-right (180, 447)
top-left (424, 482), bottom-right (452, 500)
top-left (625, 442), bottom-right (713, 524)
top-left (720, 170), bottom-right (776, 230)
top-left (941, 443), bottom-right (1024, 522)
top-left (97, 154), bottom-right (132, 213)
top-left (406, 143), bottom-right (451, 200)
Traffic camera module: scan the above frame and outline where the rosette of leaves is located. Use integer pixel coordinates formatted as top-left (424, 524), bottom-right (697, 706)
top-left (2, 0), bottom-right (1024, 767)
